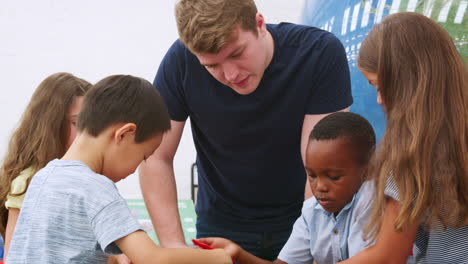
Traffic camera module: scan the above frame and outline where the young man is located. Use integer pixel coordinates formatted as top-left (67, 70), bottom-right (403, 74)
top-left (198, 112), bottom-right (377, 264)
top-left (140, 0), bottom-right (352, 259)
top-left (7, 75), bottom-right (232, 264)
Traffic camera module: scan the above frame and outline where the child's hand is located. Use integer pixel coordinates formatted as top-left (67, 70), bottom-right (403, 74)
top-left (210, 248), bottom-right (235, 264)
top-left (107, 254), bottom-right (132, 264)
top-left (197, 237), bottom-right (241, 259)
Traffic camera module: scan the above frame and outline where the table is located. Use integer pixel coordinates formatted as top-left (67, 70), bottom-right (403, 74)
top-left (127, 199), bottom-right (197, 245)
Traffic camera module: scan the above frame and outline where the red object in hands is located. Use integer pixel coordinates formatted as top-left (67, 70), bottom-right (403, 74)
top-left (192, 239), bottom-right (236, 263)
top-left (192, 239), bottom-right (215, 249)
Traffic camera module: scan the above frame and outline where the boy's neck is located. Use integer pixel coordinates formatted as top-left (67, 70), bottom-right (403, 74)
top-left (61, 133), bottom-right (106, 176)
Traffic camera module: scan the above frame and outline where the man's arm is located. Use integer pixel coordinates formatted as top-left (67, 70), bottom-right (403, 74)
top-left (139, 120), bottom-right (187, 248)
top-left (300, 108), bottom-right (349, 199)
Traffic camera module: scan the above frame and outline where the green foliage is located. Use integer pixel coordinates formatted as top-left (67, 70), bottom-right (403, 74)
top-left (374, 0), bottom-right (467, 61)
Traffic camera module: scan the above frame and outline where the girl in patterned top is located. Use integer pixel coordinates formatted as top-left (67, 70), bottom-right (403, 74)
top-left (0, 73), bottom-right (91, 259)
top-left (342, 12), bottom-right (467, 264)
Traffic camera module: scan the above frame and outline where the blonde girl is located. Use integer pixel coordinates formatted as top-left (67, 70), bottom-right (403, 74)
top-left (0, 72), bottom-right (91, 257)
top-left (341, 12), bottom-right (467, 263)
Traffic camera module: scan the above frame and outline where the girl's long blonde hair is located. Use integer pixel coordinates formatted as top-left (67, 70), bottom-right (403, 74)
top-left (0, 72), bottom-right (91, 238)
top-left (358, 12), bottom-right (468, 238)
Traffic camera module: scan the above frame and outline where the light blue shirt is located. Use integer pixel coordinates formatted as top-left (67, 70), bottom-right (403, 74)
top-left (8, 159), bottom-right (143, 264)
top-left (278, 181), bottom-right (374, 264)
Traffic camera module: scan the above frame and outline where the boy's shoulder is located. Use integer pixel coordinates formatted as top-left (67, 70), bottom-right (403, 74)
top-left (350, 181), bottom-right (375, 221)
top-left (41, 159), bottom-right (112, 182)
top-left (18, 159), bottom-right (127, 235)
top-left (33, 159), bottom-right (119, 201)
top-left (354, 181), bottom-right (375, 205)
top-left (301, 195), bottom-right (322, 218)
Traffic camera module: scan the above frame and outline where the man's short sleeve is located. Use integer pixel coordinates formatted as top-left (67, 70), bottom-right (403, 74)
top-left (154, 40), bottom-right (190, 121)
top-left (306, 34), bottom-right (352, 114)
top-left (92, 199), bottom-right (143, 255)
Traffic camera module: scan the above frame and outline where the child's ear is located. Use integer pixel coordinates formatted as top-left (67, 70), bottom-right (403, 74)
top-left (114, 123), bottom-right (137, 143)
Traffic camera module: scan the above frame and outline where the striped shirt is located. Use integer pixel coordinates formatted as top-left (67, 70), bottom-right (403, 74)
top-left (385, 178), bottom-right (468, 263)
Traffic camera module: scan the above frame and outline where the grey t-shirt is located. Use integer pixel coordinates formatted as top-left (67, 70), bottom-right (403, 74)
top-left (8, 159), bottom-right (143, 263)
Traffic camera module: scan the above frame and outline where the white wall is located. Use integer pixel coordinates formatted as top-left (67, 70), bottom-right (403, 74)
top-left (0, 0), bottom-right (304, 199)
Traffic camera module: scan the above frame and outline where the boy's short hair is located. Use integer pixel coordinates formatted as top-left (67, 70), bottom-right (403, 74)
top-left (77, 75), bottom-right (171, 142)
top-left (310, 112), bottom-right (376, 165)
top-left (175, 0), bottom-right (258, 54)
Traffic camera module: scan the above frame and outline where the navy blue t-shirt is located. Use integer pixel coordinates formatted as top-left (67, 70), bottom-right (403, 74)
top-left (154, 23), bottom-right (352, 231)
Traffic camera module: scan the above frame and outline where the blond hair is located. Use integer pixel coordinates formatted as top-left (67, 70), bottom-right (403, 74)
top-left (0, 72), bottom-right (91, 238)
top-left (358, 12), bottom-right (468, 238)
top-left (175, 0), bottom-right (258, 54)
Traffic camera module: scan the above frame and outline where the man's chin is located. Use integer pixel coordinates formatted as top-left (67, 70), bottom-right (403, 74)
top-left (233, 87), bottom-right (256, 95)
top-left (229, 83), bottom-right (259, 95)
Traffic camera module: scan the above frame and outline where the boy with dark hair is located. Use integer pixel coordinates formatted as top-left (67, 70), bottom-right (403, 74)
top-left (7, 75), bottom-right (232, 264)
top-left (198, 112), bottom-right (376, 264)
